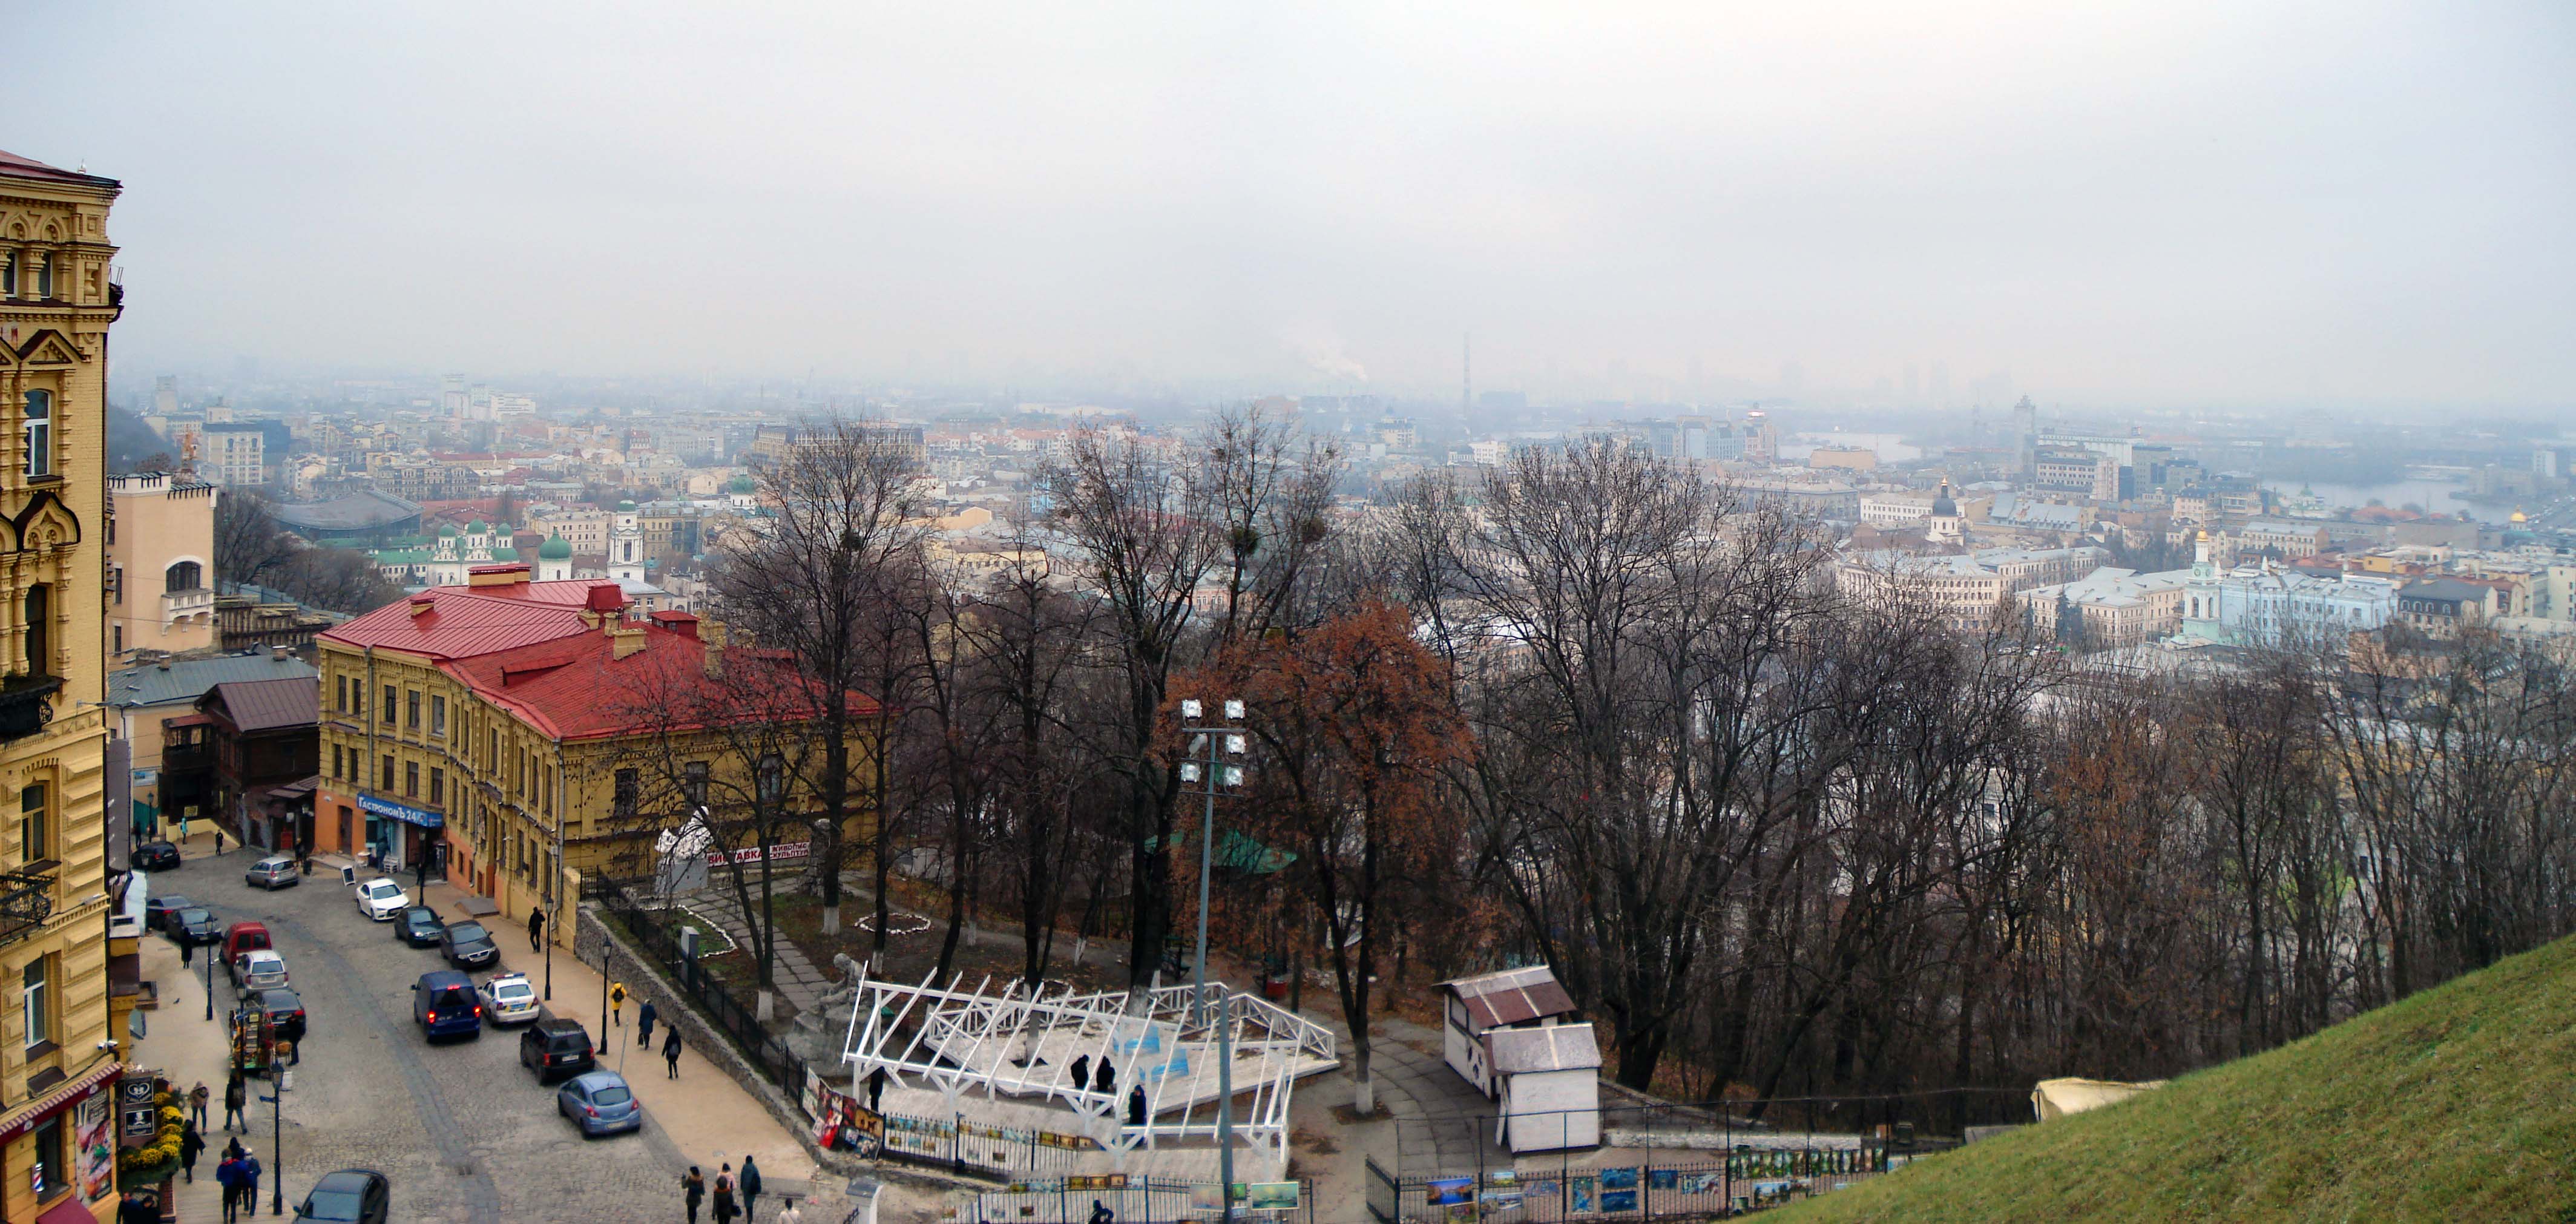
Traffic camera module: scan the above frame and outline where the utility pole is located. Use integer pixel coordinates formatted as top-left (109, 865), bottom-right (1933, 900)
top-left (1177, 699), bottom-right (1248, 1028)
top-left (1216, 990), bottom-right (1236, 1221)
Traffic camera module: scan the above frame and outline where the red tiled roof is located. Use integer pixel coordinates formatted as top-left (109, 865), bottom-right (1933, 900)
top-left (319, 581), bottom-right (626, 660)
top-left (0, 148), bottom-right (117, 187)
top-left (441, 622), bottom-right (875, 742)
top-left (202, 677), bottom-right (320, 732)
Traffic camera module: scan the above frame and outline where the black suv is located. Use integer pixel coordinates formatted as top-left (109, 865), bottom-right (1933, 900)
top-left (518, 1018), bottom-right (595, 1084)
top-left (131, 841), bottom-right (183, 872)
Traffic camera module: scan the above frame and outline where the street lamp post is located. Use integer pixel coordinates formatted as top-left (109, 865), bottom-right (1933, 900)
top-left (1177, 697), bottom-right (1249, 1220)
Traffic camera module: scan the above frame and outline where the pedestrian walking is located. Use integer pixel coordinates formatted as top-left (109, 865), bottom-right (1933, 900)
top-left (414, 854), bottom-right (429, 892)
top-left (683, 1166), bottom-right (706, 1224)
top-left (1093, 1058), bottom-right (1114, 1096)
top-left (180, 936), bottom-right (193, 968)
top-left (867, 1065), bottom-right (887, 1114)
top-left (189, 1081), bottom-right (211, 1131)
top-left (528, 908), bottom-right (545, 952)
top-left (223, 1074), bottom-right (248, 1132)
top-left (712, 1164), bottom-right (738, 1224)
top-left (213, 826), bottom-right (225, 856)
top-left (637, 999), bottom-right (657, 1047)
top-left (215, 1154), bottom-right (242, 1223)
top-left (179, 1120), bottom-right (205, 1183)
top-left (1089, 1200), bottom-right (1116, 1224)
top-left (1126, 1084), bottom-right (1145, 1126)
top-left (611, 980), bottom-right (627, 1026)
top-left (739, 1154), bottom-right (763, 1220)
top-left (1068, 1054), bottom-right (1089, 1094)
top-left (663, 1025), bottom-right (683, 1078)
top-left (240, 1148), bottom-right (263, 1216)
top-left (775, 1200), bottom-right (804, 1224)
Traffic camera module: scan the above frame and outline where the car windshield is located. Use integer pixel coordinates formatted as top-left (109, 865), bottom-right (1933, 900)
top-left (178, 908), bottom-right (211, 924)
top-left (301, 1189), bottom-right (363, 1220)
top-left (402, 908), bottom-right (433, 923)
top-left (157, 895), bottom-right (190, 909)
top-left (591, 1085), bottom-right (632, 1105)
top-left (493, 981), bottom-right (533, 1001)
top-left (365, 881), bottom-right (399, 898)
top-left (449, 923), bottom-right (487, 943)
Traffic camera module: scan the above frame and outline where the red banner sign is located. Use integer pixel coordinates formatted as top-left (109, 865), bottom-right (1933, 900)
top-left (705, 841), bottom-right (811, 867)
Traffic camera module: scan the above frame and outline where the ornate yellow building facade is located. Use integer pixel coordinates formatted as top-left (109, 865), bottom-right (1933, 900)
top-left (0, 150), bottom-right (124, 1220)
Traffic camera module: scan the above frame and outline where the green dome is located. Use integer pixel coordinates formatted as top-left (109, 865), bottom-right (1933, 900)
top-left (539, 534), bottom-right (573, 559)
top-left (616, 499), bottom-right (637, 512)
top-left (437, 525), bottom-right (458, 538)
top-left (466, 519), bottom-right (487, 532)
top-left (726, 475), bottom-right (756, 493)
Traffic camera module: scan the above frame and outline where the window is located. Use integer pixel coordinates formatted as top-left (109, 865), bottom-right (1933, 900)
top-left (758, 753), bottom-right (786, 804)
top-left (19, 783), bottom-right (49, 864)
top-left (545, 765), bottom-right (557, 815)
top-left (23, 584), bottom-right (48, 677)
top-left (685, 761), bottom-right (709, 809)
top-left (430, 768), bottom-right (444, 804)
top-left (383, 685), bottom-right (396, 723)
top-left (406, 761), bottom-right (419, 797)
top-left (430, 694), bottom-right (446, 736)
top-left (22, 956), bottom-right (51, 1049)
top-left (338, 676), bottom-right (350, 713)
top-left (165, 559), bottom-right (202, 593)
top-left (614, 769), bottom-right (639, 821)
top-left (29, 1113), bottom-right (62, 1202)
top-left (331, 744), bottom-right (343, 780)
top-left (22, 388), bottom-right (50, 477)
top-left (407, 689), bottom-right (420, 729)
top-left (381, 755), bottom-right (395, 790)
top-left (0, 251), bottom-right (12, 296)
top-left (113, 625), bottom-right (122, 653)
top-left (36, 252), bottom-right (54, 298)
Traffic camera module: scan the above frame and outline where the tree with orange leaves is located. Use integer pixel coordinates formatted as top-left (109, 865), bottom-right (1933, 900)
top-left (1183, 597), bottom-right (1472, 1114)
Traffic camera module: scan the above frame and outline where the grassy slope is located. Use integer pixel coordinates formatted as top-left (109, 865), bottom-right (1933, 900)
top-left (1781, 933), bottom-right (2576, 1223)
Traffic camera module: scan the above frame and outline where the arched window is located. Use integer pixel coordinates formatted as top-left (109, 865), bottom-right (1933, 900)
top-left (165, 560), bottom-right (203, 593)
top-left (35, 252), bottom-right (53, 299)
top-left (21, 389), bottom-right (49, 478)
top-left (24, 584), bottom-right (50, 677)
top-left (1, 251), bottom-right (13, 297)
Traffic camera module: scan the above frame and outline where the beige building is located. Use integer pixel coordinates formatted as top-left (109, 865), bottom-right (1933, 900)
top-left (0, 148), bottom-right (125, 1223)
top-left (2017, 567), bottom-right (2191, 649)
top-left (107, 472), bottom-right (217, 662)
top-left (526, 507), bottom-right (610, 556)
top-left (1836, 545), bottom-right (2111, 633)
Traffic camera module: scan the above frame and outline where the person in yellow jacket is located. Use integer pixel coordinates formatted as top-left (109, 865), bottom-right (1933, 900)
top-left (610, 981), bottom-right (628, 1026)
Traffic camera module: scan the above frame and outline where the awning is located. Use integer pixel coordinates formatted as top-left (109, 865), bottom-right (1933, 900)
top-left (34, 1193), bottom-right (102, 1224)
top-left (0, 1058), bottom-right (120, 1142)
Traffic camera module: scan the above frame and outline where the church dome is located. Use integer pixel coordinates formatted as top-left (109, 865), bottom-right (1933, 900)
top-left (466, 519), bottom-right (486, 533)
top-left (437, 524), bottom-right (458, 538)
top-left (616, 499), bottom-right (637, 512)
top-left (727, 475), bottom-right (756, 494)
top-left (2511, 508), bottom-right (2529, 524)
top-left (539, 534), bottom-right (573, 559)
top-left (1930, 481), bottom-right (1958, 518)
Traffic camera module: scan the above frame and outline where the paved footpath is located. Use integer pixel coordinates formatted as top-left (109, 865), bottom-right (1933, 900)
top-left (126, 834), bottom-right (893, 1222)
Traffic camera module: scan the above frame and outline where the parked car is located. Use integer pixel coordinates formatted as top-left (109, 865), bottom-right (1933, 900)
top-left (292, 1167), bottom-right (390, 1223)
top-left (353, 878), bottom-right (409, 921)
top-left (230, 949), bottom-right (289, 992)
top-left (518, 1018), bottom-right (594, 1084)
top-left (169, 907), bottom-right (222, 947)
top-left (143, 895), bottom-right (194, 931)
top-left (131, 841), bottom-right (182, 872)
top-left (251, 988), bottom-right (307, 1045)
top-left (437, 921), bottom-right (498, 970)
top-left (412, 970), bottom-right (482, 1041)
top-left (556, 1071), bottom-right (642, 1137)
top-left (223, 921), bottom-right (273, 964)
top-left (245, 855), bottom-right (300, 890)
top-left (392, 906), bottom-right (444, 947)
top-left (477, 972), bottom-right (540, 1027)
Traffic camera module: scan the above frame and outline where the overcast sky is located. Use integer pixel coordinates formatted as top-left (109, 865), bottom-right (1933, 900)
top-left (8, 2), bottom-right (2572, 409)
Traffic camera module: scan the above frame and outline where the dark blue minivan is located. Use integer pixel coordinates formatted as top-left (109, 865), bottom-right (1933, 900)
top-left (412, 970), bottom-right (482, 1041)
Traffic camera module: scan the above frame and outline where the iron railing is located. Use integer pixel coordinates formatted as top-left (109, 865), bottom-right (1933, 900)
top-left (0, 868), bottom-right (56, 948)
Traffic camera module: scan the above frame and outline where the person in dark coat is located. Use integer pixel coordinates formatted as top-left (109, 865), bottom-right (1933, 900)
top-left (1089, 1202), bottom-right (1115, 1224)
top-left (712, 1163), bottom-right (738, 1223)
top-left (223, 1074), bottom-right (248, 1132)
top-left (528, 908), bottom-right (545, 951)
top-left (739, 1154), bottom-right (763, 1220)
top-left (867, 1066), bottom-right (887, 1113)
top-left (179, 1119), bottom-right (205, 1183)
top-left (663, 1025), bottom-right (683, 1078)
top-left (637, 999), bottom-right (659, 1047)
top-left (1126, 1084), bottom-right (1146, 1125)
top-left (215, 1154), bottom-right (242, 1223)
top-left (239, 1149), bottom-right (263, 1215)
top-left (683, 1166), bottom-right (706, 1224)
top-left (1068, 1055), bottom-right (1090, 1094)
top-left (1093, 1058), bottom-right (1114, 1095)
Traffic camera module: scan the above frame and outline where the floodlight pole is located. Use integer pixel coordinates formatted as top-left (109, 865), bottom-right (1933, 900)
top-left (1180, 700), bottom-right (1247, 1029)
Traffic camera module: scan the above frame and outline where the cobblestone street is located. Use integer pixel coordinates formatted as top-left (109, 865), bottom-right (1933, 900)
top-left (125, 843), bottom-right (838, 1223)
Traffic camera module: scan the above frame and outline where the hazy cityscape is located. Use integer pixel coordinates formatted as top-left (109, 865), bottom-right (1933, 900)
top-left (4, 5), bottom-right (2574, 1224)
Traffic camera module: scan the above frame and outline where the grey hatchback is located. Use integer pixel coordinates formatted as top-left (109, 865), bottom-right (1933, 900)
top-left (245, 855), bottom-right (300, 890)
top-left (556, 1071), bottom-right (642, 1137)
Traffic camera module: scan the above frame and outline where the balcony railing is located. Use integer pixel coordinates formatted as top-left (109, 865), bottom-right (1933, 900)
top-left (0, 674), bottom-right (63, 742)
top-left (163, 588), bottom-right (215, 620)
top-left (0, 868), bottom-right (56, 949)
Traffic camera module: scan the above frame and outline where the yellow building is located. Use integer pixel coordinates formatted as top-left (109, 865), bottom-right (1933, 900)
top-left (0, 148), bottom-right (125, 1223)
top-left (107, 472), bottom-right (218, 663)
top-left (312, 565), bottom-right (872, 936)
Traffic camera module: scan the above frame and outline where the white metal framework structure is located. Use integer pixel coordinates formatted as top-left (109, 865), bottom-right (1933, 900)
top-left (840, 969), bottom-right (1337, 1177)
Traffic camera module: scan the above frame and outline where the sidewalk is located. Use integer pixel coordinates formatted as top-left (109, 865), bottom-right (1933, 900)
top-left (404, 870), bottom-right (829, 1202)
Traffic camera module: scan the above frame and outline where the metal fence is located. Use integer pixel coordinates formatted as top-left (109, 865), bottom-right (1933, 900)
top-left (1370, 1156), bottom-right (1884, 1222)
top-left (596, 883), bottom-right (814, 1106)
top-left (958, 1177), bottom-right (1315, 1224)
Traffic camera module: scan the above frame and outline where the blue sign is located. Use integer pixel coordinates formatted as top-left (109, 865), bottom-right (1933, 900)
top-left (358, 794), bottom-right (442, 829)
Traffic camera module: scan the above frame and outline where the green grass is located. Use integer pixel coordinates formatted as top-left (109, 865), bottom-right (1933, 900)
top-left (1781, 934), bottom-right (2576, 1223)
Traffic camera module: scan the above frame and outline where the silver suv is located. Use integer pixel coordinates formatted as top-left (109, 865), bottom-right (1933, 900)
top-left (244, 855), bottom-right (300, 890)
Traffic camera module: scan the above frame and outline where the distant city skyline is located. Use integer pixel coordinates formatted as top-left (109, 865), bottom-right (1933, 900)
top-left (8, 2), bottom-right (2573, 410)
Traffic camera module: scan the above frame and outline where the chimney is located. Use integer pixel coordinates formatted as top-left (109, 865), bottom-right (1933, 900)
top-left (611, 626), bottom-right (649, 660)
top-left (271, 646), bottom-right (289, 662)
top-left (467, 562), bottom-right (531, 588)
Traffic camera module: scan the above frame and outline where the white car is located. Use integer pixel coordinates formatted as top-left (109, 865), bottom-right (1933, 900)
top-left (354, 878), bottom-right (410, 921)
top-left (230, 950), bottom-right (289, 992)
top-left (477, 971), bottom-right (540, 1026)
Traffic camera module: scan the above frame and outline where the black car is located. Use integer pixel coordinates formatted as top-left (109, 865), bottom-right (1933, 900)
top-left (252, 989), bottom-right (307, 1045)
top-left (143, 895), bottom-right (194, 931)
top-left (132, 841), bottom-right (183, 872)
top-left (293, 1167), bottom-right (390, 1223)
top-left (437, 921), bottom-right (498, 970)
top-left (518, 1018), bottom-right (595, 1084)
top-left (169, 907), bottom-right (222, 947)
top-left (392, 906), bottom-right (443, 947)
